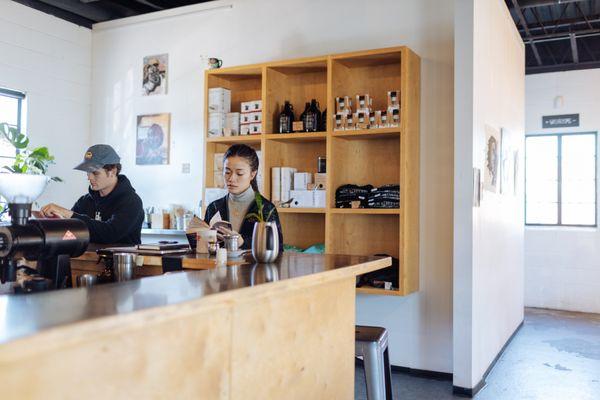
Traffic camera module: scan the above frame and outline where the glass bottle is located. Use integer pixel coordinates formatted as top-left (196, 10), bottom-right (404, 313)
top-left (300, 102), bottom-right (310, 132)
top-left (305, 99), bottom-right (320, 132)
top-left (278, 101), bottom-right (295, 133)
top-left (320, 108), bottom-right (327, 132)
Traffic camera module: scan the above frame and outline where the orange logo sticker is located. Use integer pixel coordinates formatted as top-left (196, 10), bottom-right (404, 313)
top-left (62, 230), bottom-right (76, 240)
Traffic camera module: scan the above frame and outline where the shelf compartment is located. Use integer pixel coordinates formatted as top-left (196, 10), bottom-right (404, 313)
top-left (356, 286), bottom-right (402, 296)
top-left (331, 49), bottom-right (402, 115)
top-left (331, 128), bottom-right (400, 140)
top-left (329, 135), bottom-right (400, 209)
top-left (330, 208), bottom-right (400, 215)
top-left (278, 207), bottom-right (326, 214)
top-left (327, 213), bottom-right (400, 260)
top-left (265, 58), bottom-right (328, 134)
top-left (204, 141), bottom-right (262, 189)
top-left (264, 139), bottom-right (327, 204)
top-left (206, 68), bottom-right (262, 114)
top-left (265, 132), bottom-right (327, 142)
top-left (280, 212), bottom-right (325, 249)
top-left (207, 135), bottom-right (262, 144)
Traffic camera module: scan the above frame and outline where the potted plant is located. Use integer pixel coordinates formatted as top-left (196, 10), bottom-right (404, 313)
top-left (0, 123), bottom-right (61, 219)
top-left (247, 192), bottom-right (280, 263)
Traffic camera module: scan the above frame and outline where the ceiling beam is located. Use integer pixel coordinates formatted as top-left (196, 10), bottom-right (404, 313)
top-left (511, 0), bottom-right (544, 65)
top-left (526, 27), bottom-right (600, 43)
top-left (569, 33), bottom-right (579, 63)
top-left (516, 0), bottom-right (586, 8)
top-left (527, 59), bottom-right (600, 74)
top-left (519, 14), bottom-right (600, 33)
top-left (10, 0), bottom-right (95, 27)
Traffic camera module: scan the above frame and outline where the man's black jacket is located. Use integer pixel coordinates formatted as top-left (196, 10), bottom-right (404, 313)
top-left (71, 175), bottom-right (144, 244)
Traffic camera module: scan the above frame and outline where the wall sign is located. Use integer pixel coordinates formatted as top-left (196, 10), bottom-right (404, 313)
top-left (542, 114), bottom-right (579, 128)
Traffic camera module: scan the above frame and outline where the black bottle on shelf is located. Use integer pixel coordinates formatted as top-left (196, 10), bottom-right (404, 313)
top-left (300, 102), bottom-right (310, 132)
top-left (278, 101), bottom-right (295, 133)
top-left (305, 99), bottom-right (320, 132)
top-left (320, 108), bottom-right (327, 132)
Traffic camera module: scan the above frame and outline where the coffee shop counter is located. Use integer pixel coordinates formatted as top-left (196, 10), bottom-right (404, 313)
top-left (70, 244), bottom-right (246, 283)
top-left (0, 252), bottom-right (390, 399)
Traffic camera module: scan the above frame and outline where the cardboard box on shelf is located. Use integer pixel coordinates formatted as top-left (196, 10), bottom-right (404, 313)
top-left (208, 112), bottom-right (226, 137)
top-left (293, 172), bottom-right (312, 190)
top-left (208, 87), bottom-right (231, 113)
top-left (249, 123), bottom-right (262, 134)
top-left (225, 112), bottom-right (240, 136)
top-left (314, 173), bottom-right (326, 189)
top-left (241, 100), bottom-right (262, 113)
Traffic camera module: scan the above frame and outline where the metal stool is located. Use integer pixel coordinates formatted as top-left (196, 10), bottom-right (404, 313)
top-left (355, 325), bottom-right (393, 400)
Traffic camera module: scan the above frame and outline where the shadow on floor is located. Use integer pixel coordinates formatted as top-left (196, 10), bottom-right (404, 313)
top-left (355, 308), bottom-right (600, 400)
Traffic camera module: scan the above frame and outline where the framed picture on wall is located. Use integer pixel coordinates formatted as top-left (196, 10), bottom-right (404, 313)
top-left (142, 54), bottom-right (168, 96)
top-left (483, 124), bottom-right (501, 193)
top-left (136, 113), bottom-right (170, 165)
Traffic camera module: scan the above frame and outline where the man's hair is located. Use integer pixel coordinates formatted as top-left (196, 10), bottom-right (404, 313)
top-left (103, 163), bottom-right (122, 175)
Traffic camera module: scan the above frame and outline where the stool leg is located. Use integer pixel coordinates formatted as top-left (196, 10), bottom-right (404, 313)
top-left (363, 343), bottom-right (387, 400)
top-left (384, 348), bottom-right (393, 400)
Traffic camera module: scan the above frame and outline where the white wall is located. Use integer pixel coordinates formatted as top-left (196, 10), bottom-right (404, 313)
top-left (525, 69), bottom-right (600, 314)
top-left (0, 0), bottom-right (92, 207)
top-left (454, 0), bottom-right (525, 390)
top-left (90, 0), bottom-right (455, 372)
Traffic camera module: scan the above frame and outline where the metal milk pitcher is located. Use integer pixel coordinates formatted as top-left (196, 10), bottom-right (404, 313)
top-left (252, 221), bottom-right (280, 263)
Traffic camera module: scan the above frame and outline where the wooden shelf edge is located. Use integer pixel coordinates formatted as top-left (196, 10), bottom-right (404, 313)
top-left (206, 135), bottom-right (262, 143)
top-left (331, 128), bottom-right (401, 139)
top-left (277, 207), bottom-right (326, 214)
top-left (356, 287), bottom-right (403, 296)
top-left (265, 132), bottom-right (327, 142)
top-left (329, 208), bottom-right (400, 215)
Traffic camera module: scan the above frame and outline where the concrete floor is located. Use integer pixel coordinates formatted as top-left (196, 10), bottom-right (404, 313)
top-left (355, 308), bottom-right (600, 399)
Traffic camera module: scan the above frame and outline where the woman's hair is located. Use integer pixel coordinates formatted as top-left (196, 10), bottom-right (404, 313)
top-left (224, 144), bottom-right (259, 191)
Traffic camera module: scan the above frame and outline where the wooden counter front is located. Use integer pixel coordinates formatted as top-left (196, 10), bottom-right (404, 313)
top-left (0, 253), bottom-right (390, 400)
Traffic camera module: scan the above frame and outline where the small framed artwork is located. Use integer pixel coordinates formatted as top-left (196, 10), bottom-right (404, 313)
top-left (142, 54), bottom-right (168, 96)
top-left (483, 124), bottom-right (501, 193)
top-left (136, 113), bottom-right (170, 165)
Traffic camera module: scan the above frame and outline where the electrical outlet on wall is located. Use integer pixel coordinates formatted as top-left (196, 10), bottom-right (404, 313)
top-left (182, 163), bottom-right (191, 174)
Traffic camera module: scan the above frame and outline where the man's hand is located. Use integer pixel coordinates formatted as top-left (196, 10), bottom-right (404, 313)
top-left (39, 203), bottom-right (74, 219)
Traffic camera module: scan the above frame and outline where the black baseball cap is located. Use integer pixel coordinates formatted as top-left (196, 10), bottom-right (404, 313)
top-left (74, 144), bottom-right (121, 172)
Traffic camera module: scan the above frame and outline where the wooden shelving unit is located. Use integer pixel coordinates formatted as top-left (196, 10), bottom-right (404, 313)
top-left (203, 46), bottom-right (420, 296)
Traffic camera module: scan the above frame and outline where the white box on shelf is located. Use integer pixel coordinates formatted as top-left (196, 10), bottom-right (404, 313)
top-left (208, 88), bottom-right (231, 113)
top-left (313, 190), bottom-right (326, 208)
top-left (240, 124), bottom-right (250, 135)
top-left (213, 153), bottom-right (224, 172)
top-left (290, 190), bottom-right (314, 208)
top-left (280, 167), bottom-right (297, 203)
top-left (241, 100), bottom-right (262, 113)
top-left (225, 112), bottom-right (240, 136)
top-left (293, 172), bottom-right (312, 190)
top-left (271, 167), bottom-right (281, 205)
top-left (208, 112), bottom-right (226, 137)
top-left (241, 112), bottom-right (262, 124)
top-left (249, 123), bottom-right (262, 134)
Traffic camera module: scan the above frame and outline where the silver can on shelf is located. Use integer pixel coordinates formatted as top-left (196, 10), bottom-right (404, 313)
top-left (113, 253), bottom-right (135, 282)
top-left (76, 273), bottom-right (97, 287)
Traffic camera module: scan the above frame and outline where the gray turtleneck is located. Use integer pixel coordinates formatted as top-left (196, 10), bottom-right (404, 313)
top-left (228, 186), bottom-right (255, 233)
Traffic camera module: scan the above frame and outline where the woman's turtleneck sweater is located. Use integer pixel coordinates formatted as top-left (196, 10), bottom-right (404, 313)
top-left (227, 186), bottom-right (255, 233)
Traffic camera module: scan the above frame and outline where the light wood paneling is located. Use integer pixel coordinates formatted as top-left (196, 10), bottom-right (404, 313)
top-left (279, 213), bottom-right (326, 249)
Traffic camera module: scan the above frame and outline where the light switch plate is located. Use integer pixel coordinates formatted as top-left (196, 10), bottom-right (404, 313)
top-left (182, 163), bottom-right (191, 174)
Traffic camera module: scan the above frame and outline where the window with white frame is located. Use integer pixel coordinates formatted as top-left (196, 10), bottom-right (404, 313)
top-left (525, 132), bottom-right (597, 226)
top-left (0, 88), bottom-right (25, 168)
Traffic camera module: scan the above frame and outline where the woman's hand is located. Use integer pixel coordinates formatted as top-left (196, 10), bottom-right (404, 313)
top-left (39, 203), bottom-right (74, 219)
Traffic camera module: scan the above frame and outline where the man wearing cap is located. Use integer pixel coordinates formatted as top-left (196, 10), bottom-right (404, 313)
top-left (40, 145), bottom-right (144, 245)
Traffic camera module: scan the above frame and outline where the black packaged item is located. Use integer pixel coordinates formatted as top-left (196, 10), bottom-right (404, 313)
top-left (320, 108), bottom-right (327, 131)
top-left (356, 254), bottom-right (399, 289)
top-left (335, 184), bottom-right (373, 208)
top-left (367, 184), bottom-right (400, 208)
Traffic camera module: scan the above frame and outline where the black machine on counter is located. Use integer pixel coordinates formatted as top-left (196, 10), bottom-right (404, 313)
top-left (0, 174), bottom-right (89, 293)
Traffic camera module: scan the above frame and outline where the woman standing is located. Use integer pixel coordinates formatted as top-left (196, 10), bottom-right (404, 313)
top-left (204, 144), bottom-right (283, 251)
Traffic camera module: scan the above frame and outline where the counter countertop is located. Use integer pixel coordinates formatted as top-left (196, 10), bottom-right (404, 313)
top-left (0, 253), bottom-right (390, 345)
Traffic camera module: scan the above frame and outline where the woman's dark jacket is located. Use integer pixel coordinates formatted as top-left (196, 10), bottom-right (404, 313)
top-left (204, 194), bottom-right (283, 251)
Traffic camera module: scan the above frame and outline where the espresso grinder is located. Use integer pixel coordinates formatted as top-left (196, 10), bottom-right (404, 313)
top-left (0, 174), bottom-right (89, 293)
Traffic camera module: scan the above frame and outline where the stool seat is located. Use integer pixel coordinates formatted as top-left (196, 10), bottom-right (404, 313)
top-left (355, 325), bottom-right (393, 400)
